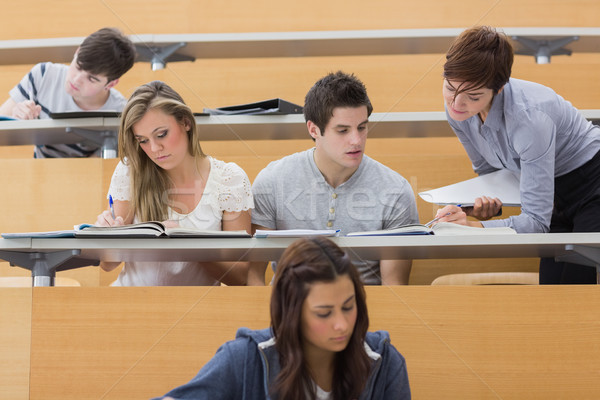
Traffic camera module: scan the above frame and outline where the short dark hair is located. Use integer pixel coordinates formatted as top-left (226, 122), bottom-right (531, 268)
top-left (77, 27), bottom-right (136, 82)
top-left (303, 71), bottom-right (373, 135)
top-left (443, 26), bottom-right (513, 95)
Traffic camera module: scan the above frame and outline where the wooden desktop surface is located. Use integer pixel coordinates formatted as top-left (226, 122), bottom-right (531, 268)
top-left (14, 285), bottom-right (600, 399)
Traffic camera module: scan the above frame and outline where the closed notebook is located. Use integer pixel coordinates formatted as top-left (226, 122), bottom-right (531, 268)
top-left (254, 229), bottom-right (340, 238)
top-left (74, 222), bottom-right (250, 238)
top-left (203, 98), bottom-right (303, 115)
top-left (347, 222), bottom-right (516, 236)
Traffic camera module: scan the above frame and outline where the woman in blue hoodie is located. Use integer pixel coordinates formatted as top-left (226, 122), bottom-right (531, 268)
top-left (156, 236), bottom-right (411, 400)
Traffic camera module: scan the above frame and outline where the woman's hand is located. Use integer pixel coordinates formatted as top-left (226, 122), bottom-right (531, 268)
top-left (466, 196), bottom-right (502, 220)
top-left (95, 210), bottom-right (124, 227)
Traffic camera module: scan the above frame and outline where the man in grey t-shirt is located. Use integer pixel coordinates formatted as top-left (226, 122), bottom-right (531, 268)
top-left (249, 71), bottom-right (418, 285)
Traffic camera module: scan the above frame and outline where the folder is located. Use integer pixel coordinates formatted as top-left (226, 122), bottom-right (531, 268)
top-left (203, 98), bottom-right (303, 115)
top-left (49, 111), bottom-right (122, 119)
top-left (418, 169), bottom-right (521, 207)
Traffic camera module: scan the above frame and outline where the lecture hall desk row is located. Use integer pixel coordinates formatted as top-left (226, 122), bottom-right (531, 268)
top-left (2, 285), bottom-right (600, 400)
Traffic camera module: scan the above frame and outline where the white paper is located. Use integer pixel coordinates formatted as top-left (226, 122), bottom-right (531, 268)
top-left (418, 169), bottom-right (521, 207)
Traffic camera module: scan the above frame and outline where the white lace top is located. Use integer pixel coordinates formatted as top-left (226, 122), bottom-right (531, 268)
top-left (108, 156), bottom-right (253, 286)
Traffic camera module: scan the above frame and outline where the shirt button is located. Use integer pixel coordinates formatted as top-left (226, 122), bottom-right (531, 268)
top-left (329, 208), bottom-right (335, 214)
top-left (332, 193), bottom-right (337, 199)
top-left (327, 221), bottom-right (333, 227)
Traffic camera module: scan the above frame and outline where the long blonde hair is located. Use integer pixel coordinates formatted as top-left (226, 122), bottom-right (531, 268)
top-left (118, 81), bottom-right (206, 222)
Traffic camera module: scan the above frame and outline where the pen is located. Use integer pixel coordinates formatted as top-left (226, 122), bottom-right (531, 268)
top-left (109, 195), bottom-right (116, 219)
top-left (425, 204), bottom-right (462, 227)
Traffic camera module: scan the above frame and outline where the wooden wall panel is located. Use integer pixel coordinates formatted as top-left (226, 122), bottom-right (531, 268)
top-left (27, 286), bottom-right (600, 399)
top-left (0, 288), bottom-right (32, 400)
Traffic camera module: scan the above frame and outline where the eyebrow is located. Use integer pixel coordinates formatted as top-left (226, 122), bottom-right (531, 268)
top-left (134, 126), bottom-right (168, 138)
top-left (333, 120), bottom-right (368, 129)
top-left (446, 81), bottom-right (484, 96)
top-left (313, 294), bottom-right (356, 309)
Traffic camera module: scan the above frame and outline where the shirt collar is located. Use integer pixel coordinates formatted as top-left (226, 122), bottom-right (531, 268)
top-left (482, 87), bottom-right (505, 131)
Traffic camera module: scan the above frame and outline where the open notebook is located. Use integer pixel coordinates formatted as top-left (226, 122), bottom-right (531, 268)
top-left (347, 222), bottom-right (516, 236)
top-left (74, 222), bottom-right (250, 238)
top-left (2, 222), bottom-right (250, 239)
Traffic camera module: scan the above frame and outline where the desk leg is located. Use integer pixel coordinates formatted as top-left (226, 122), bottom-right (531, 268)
top-left (556, 244), bottom-right (600, 284)
top-left (66, 127), bottom-right (117, 159)
top-left (0, 249), bottom-right (81, 287)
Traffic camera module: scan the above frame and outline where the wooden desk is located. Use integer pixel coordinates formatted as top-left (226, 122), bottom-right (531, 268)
top-left (23, 285), bottom-right (600, 399)
top-left (0, 111), bottom-right (598, 158)
top-left (1, 28), bottom-right (600, 67)
top-left (2, 233), bottom-right (599, 286)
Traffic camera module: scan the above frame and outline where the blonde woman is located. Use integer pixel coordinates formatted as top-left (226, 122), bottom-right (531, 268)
top-left (95, 81), bottom-right (253, 286)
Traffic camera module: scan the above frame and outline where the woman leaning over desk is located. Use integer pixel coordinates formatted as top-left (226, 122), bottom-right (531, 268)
top-left (155, 236), bottom-right (411, 400)
top-left (435, 26), bottom-right (600, 284)
top-left (95, 81), bottom-right (253, 286)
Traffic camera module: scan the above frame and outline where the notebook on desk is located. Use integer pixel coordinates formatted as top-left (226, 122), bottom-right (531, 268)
top-left (204, 98), bottom-right (303, 115)
top-left (74, 222), bottom-right (251, 238)
top-left (2, 222), bottom-right (251, 239)
top-left (346, 222), bottom-right (516, 236)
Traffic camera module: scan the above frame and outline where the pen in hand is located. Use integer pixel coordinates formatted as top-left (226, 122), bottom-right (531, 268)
top-left (424, 204), bottom-right (462, 227)
top-left (109, 195), bottom-right (116, 219)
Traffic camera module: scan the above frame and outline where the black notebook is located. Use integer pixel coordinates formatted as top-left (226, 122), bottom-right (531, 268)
top-left (204, 98), bottom-right (303, 115)
top-left (49, 111), bottom-right (121, 119)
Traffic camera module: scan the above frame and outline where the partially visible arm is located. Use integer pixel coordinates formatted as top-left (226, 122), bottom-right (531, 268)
top-left (195, 210), bottom-right (251, 286)
top-left (154, 340), bottom-right (243, 400)
top-left (97, 199), bottom-right (134, 272)
top-left (247, 223), bottom-right (271, 286)
top-left (380, 259), bottom-right (412, 285)
top-left (0, 98), bottom-right (41, 119)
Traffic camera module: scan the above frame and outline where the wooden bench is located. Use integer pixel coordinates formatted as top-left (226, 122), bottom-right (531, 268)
top-left (2, 285), bottom-right (596, 399)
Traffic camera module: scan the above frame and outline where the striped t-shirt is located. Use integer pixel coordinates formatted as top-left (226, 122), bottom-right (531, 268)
top-left (9, 62), bottom-right (127, 158)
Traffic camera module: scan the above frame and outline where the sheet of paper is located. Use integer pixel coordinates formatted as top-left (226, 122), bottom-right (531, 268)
top-left (418, 169), bottom-right (521, 206)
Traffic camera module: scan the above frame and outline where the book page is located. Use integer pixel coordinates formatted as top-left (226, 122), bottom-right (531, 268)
top-left (431, 222), bottom-right (516, 235)
top-left (346, 224), bottom-right (432, 236)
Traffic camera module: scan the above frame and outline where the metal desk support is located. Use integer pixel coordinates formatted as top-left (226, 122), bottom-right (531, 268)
top-left (66, 127), bottom-right (118, 159)
top-left (556, 244), bottom-right (600, 284)
top-left (0, 249), bottom-right (99, 286)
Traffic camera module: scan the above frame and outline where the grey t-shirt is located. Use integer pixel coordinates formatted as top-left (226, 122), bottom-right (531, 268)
top-left (9, 62), bottom-right (127, 158)
top-left (252, 148), bottom-right (419, 284)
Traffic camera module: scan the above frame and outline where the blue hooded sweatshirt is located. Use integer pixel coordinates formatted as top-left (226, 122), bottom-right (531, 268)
top-left (156, 327), bottom-right (411, 399)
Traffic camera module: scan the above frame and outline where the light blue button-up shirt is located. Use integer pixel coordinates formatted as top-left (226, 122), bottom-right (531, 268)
top-left (446, 78), bottom-right (600, 233)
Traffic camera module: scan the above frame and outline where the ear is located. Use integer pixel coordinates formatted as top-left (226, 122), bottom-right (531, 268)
top-left (105, 78), bottom-right (119, 91)
top-left (183, 118), bottom-right (192, 132)
top-left (307, 120), bottom-right (321, 140)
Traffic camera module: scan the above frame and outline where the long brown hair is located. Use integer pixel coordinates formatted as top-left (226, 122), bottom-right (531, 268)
top-left (118, 81), bottom-right (206, 222)
top-left (270, 237), bottom-right (371, 400)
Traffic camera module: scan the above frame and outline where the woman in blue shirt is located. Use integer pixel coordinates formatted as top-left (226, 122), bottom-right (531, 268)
top-left (435, 26), bottom-right (600, 284)
top-left (155, 236), bottom-right (411, 399)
